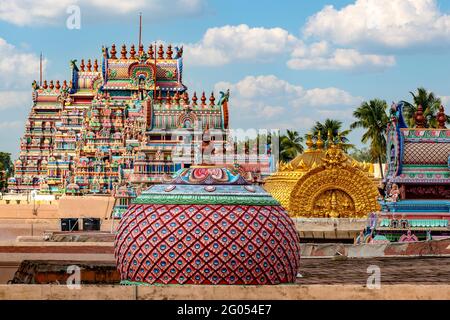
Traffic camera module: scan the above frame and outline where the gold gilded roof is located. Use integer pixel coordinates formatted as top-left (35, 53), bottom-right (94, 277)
top-left (264, 139), bottom-right (380, 218)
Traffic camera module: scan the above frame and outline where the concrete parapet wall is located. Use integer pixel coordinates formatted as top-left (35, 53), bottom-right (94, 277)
top-left (293, 218), bottom-right (367, 240)
top-left (0, 195), bottom-right (115, 220)
top-left (0, 284), bottom-right (448, 300)
top-left (57, 196), bottom-right (115, 219)
top-left (0, 204), bottom-right (59, 219)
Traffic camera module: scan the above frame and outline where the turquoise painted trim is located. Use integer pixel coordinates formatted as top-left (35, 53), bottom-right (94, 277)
top-left (132, 194), bottom-right (280, 206)
top-left (380, 218), bottom-right (448, 228)
top-left (380, 199), bottom-right (450, 213)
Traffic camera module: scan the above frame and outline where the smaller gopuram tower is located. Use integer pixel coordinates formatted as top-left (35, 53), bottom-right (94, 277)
top-left (376, 102), bottom-right (450, 241)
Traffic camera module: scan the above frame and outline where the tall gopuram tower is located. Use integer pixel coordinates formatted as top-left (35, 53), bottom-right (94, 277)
top-left (9, 43), bottom-right (230, 195)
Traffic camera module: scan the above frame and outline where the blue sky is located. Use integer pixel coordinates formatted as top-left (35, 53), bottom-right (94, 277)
top-left (1, 0), bottom-right (450, 158)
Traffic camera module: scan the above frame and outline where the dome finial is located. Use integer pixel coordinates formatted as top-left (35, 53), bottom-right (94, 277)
top-left (327, 129), bottom-right (334, 148)
top-left (305, 133), bottom-right (313, 152)
top-left (121, 44), bottom-right (127, 59)
top-left (316, 134), bottom-right (324, 150)
top-left (414, 105), bottom-right (425, 128)
top-left (437, 105), bottom-right (447, 129)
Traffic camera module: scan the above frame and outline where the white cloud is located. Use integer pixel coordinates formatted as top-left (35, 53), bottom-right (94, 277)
top-left (0, 91), bottom-right (30, 110)
top-left (304, 0), bottom-right (450, 50)
top-left (184, 24), bottom-right (395, 71)
top-left (288, 45), bottom-right (396, 71)
top-left (214, 75), bottom-right (362, 130)
top-left (260, 105), bottom-right (285, 118)
top-left (215, 75), bottom-right (302, 98)
top-left (0, 38), bottom-right (47, 89)
top-left (0, 0), bottom-right (206, 26)
top-left (294, 87), bottom-right (362, 107)
top-left (184, 24), bottom-right (299, 66)
top-left (439, 95), bottom-right (450, 107)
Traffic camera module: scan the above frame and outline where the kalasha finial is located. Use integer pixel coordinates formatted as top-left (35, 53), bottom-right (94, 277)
top-left (138, 44), bottom-right (144, 56)
top-left (201, 91), bottom-right (206, 106)
top-left (55, 80), bottom-right (61, 90)
top-left (110, 44), bottom-right (117, 59)
top-left (130, 44), bottom-right (136, 59)
top-left (316, 134), bottom-right (324, 150)
top-left (305, 134), bottom-right (313, 151)
top-left (166, 93), bottom-right (172, 106)
top-left (62, 80), bottom-right (67, 89)
top-left (157, 90), bottom-right (162, 103)
top-left (43, 80), bottom-right (48, 89)
top-left (192, 92), bottom-right (198, 105)
top-left (87, 59), bottom-right (92, 71)
top-left (174, 91), bottom-right (181, 105)
top-left (147, 45), bottom-right (154, 59)
top-left (437, 105), bottom-right (447, 129)
top-left (327, 129), bottom-right (333, 146)
top-left (80, 59), bottom-right (85, 71)
top-left (209, 92), bottom-right (215, 106)
top-left (121, 44), bottom-right (127, 59)
top-left (93, 59), bottom-right (98, 72)
top-left (166, 45), bottom-right (173, 59)
top-left (414, 105), bottom-right (425, 128)
top-left (183, 92), bottom-right (189, 105)
top-left (49, 80), bottom-right (54, 89)
top-left (158, 44), bottom-right (164, 59)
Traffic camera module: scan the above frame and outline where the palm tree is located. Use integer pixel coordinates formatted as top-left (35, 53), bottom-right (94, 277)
top-left (311, 119), bottom-right (354, 151)
top-left (401, 87), bottom-right (442, 128)
top-left (280, 130), bottom-right (303, 163)
top-left (349, 147), bottom-right (373, 163)
top-left (0, 152), bottom-right (13, 192)
top-left (350, 99), bottom-right (389, 179)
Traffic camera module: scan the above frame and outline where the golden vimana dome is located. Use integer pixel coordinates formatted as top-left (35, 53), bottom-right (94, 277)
top-left (264, 134), bottom-right (381, 219)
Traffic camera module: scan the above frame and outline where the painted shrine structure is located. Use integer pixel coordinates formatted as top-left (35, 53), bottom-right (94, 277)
top-left (264, 133), bottom-right (380, 219)
top-left (114, 165), bottom-right (300, 285)
top-left (8, 44), bottom-right (271, 198)
top-left (370, 103), bottom-right (450, 242)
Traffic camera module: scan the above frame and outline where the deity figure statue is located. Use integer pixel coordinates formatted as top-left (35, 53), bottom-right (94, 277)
top-left (354, 231), bottom-right (365, 245)
top-left (329, 190), bottom-right (339, 218)
top-left (140, 134), bottom-right (147, 147)
top-left (426, 230), bottom-right (432, 241)
top-left (312, 189), bottom-right (355, 218)
top-left (399, 230), bottom-right (418, 243)
top-left (387, 183), bottom-right (400, 202)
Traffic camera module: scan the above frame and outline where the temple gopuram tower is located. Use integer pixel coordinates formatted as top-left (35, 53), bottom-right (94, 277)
top-left (9, 43), bottom-right (231, 195)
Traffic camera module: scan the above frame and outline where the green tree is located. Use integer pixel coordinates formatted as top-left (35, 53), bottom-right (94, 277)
top-left (349, 148), bottom-right (373, 163)
top-left (350, 99), bottom-right (389, 179)
top-left (280, 130), bottom-right (304, 163)
top-left (0, 152), bottom-right (13, 192)
top-left (401, 87), bottom-right (442, 128)
top-left (311, 118), bottom-right (354, 151)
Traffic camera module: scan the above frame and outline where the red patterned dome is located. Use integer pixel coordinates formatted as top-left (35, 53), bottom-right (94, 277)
top-left (114, 166), bottom-right (300, 285)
